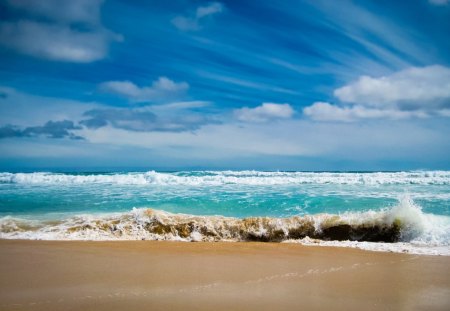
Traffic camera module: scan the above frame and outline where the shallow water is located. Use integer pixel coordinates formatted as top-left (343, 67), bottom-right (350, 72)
top-left (1, 171), bottom-right (449, 255)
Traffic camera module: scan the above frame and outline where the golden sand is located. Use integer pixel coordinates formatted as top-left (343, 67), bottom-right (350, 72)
top-left (0, 240), bottom-right (449, 310)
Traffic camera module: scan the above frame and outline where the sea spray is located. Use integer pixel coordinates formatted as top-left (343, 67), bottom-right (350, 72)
top-left (0, 197), bottom-right (446, 246)
top-left (1, 171), bottom-right (450, 185)
top-left (1, 171), bottom-right (449, 255)
top-left (384, 195), bottom-right (425, 241)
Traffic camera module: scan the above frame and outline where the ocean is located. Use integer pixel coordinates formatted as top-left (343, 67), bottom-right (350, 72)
top-left (1, 170), bottom-right (449, 255)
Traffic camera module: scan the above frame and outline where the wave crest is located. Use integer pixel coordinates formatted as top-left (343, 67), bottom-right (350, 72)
top-left (1, 170), bottom-right (450, 185)
top-left (2, 197), bottom-right (447, 249)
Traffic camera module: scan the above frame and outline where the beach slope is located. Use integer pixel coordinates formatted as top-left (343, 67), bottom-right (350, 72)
top-left (0, 240), bottom-right (449, 310)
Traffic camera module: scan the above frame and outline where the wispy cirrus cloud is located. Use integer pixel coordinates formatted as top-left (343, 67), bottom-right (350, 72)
top-left (172, 2), bottom-right (224, 31)
top-left (5, 0), bottom-right (103, 24)
top-left (100, 77), bottom-right (189, 103)
top-left (308, 0), bottom-right (431, 69)
top-left (0, 0), bottom-right (122, 62)
top-left (303, 65), bottom-right (450, 122)
top-left (0, 1), bottom-right (449, 170)
top-left (429, 0), bottom-right (449, 6)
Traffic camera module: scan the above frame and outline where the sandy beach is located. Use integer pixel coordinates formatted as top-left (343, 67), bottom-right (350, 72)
top-left (0, 240), bottom-right (449, 310)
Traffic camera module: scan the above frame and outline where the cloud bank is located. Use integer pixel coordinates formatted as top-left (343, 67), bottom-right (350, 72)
top-left (0, 120), bottom-right (83, 140)
top-left (334, 65), bottom-right (450, 108)
top-left (304, 65), bottom-right (450, 121)
top-left (0, 0), bottom-right (121, 62)
top-left (80, 103), bottom-right (217, 133)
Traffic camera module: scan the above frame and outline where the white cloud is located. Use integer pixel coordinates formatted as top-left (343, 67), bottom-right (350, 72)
top-left (334, 65), bottom-right (450, 108)
top-left (438, 109), bottom-right (450, 117)
top-left (304, 65), bottom-right (450, 122)
top-left (78, 117), bottom-right (450, 166)
top-left (429, 0), bottom-right (449, 5)
top-left (172, 2), bottom-right (224, 31)
top-left (234, 103), bottom-right (295, 122)
top-left (0, 0), bottom-right (121, 62)
top-left (303, 102), bottom-right (427, 122)
top-left (0, 21), bottom-right (120, 63)
top-left (100, 77), bottom-right (189, 102)
top-left (2, 87), bottom-right (449, 167)
top-left (196, 2), bottom-right (224, 18)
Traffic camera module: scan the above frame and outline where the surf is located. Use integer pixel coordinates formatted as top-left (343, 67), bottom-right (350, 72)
top-left (1, 170), bottom-right (450, 185)
top-left (1, 197), bottom-right (448, 255)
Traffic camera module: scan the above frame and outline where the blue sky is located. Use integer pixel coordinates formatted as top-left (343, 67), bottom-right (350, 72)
top-left (0, 0), bottom-right (449, 171)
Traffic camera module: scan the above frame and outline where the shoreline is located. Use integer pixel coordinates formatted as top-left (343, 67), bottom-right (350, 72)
top-left (1, 237), bottom-right (449, 256)
top-left (2, 200), bottom-right (448, 256)
top-left (1, 240), bottom-right (449, 310)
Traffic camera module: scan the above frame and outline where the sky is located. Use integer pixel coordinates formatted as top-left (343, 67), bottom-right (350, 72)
top-left (0, 0), bottom-right (449, 171)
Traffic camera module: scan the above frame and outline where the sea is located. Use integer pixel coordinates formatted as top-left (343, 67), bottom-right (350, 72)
top-left (1, 170), bottom-right (449, 255)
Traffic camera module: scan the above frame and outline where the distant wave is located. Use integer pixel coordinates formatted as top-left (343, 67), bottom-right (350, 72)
top-left (1, 171), bottom-right (450, 185)
top-left (1, 197), bottom-right (449, 255)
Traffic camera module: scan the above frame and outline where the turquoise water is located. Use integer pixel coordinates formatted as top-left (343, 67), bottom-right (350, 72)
top-left (1, 171), bottom-right (449, 254)
top-left (1, 171), bottom-right (449, 218)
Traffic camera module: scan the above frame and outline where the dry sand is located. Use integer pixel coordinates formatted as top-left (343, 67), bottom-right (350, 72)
top-left (0, 240), bottom-right (449, 311)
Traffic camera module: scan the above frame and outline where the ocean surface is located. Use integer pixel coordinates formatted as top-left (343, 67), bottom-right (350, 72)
top-left (1, 170), bottom-right (449, 255)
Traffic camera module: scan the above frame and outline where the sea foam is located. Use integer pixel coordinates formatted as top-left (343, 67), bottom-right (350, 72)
top-left (1, 197), bottom-right (448, 255)
top-left (1, 170), bottom-right (450, 185)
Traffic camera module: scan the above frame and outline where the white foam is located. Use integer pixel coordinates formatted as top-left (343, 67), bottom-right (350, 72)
top-left (286, 238), bottom-right (450, 256)
top-left (1, 170), bottom-right (450, 185)
top-left (290, 196), bottom-right (450, 255)
top-left (1, 198), bottom-right (449, 256)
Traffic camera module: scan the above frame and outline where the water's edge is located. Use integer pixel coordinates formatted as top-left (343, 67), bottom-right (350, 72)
top-left (1, 171), bottom-right (449, 256)
top-left (1, 197), bottom-right (448, 256)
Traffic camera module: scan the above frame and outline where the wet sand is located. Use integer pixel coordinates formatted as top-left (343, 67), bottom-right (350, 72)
top-left (0, 240), bottom-right (449, 311)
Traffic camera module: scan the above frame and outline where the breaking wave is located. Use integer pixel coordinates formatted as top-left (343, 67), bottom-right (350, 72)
top-left (1, 197), bottom-right (448, 255)
top-left (1, 170), bottom-right (450, 185)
